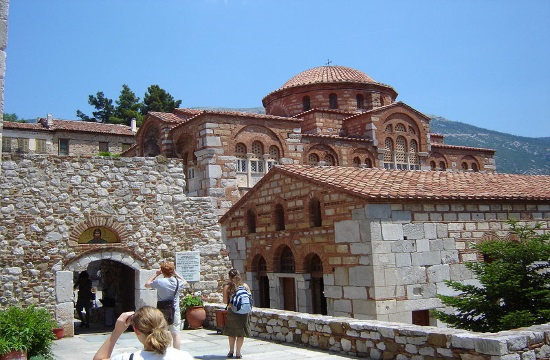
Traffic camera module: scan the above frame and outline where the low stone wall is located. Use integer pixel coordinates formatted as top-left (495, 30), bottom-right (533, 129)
top-left (204, 304), bottom-right (550, 359)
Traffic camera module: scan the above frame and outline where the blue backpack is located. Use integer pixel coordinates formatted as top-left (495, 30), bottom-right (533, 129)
top-left (230, 286), bottom-right (253, 314)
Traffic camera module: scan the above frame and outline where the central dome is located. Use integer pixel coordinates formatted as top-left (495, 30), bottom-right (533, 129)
top-left (280, 65), bottom-right (377, 90)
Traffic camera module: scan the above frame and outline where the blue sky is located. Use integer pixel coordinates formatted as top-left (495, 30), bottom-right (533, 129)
top-left (4, 0), bottom-right (550, 138)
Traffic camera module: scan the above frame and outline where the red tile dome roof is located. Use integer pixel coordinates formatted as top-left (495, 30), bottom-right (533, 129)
top-left (280, 65), bottom-right (377, 90)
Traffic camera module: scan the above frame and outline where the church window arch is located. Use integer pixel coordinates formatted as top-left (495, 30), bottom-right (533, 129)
top-left (385, 124), bottom-right (392, 132)
top-left (356, 94), bottom-right (364, 109)
top-left (267, 145), bottom-right (280, 171)
top-left (430, 161), bottom-right (436, 170)
top-left (409, 139), bottom-right (419, 170)
top-left (461, 162), bottom-right (469, 171)
top-left (383, 137), bottom-right (394, 169)
top-left (235, 143), bottom-right (247, 173)
top-left (280, 246), bottom-right (295, 273)
top-left (309, 197), bottom-right (322, 227)
top-left (364, 158), bottom-right (372, 167)
top-left (323, 154), bottom-right (335, 166)
top-left (250, 141), bottom-right (264, 174)
top-left (395, 136), bottom-right (407, 169)
top-left (395, 123), bottom-right (406, 132)
top-left (439, 161), bottom-right (447, 171)
top-left (471, 162), bottom-right (479, 172)
top-left (353, 157), bottom-right (361, 167)
top-left (308, 153), bottom-right (319, 165)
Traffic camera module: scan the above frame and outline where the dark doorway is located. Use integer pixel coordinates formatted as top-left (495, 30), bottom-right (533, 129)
top-left (281, 277), bottom-right (296, 311)
top-left (412, 309), bottom-right (430, 326)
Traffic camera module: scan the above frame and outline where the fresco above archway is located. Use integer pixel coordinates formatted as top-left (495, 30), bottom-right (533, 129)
top-left (78, 227), bottom-right (119, 244)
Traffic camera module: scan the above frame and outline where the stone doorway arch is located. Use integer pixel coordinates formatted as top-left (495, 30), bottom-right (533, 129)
top-left (55, 250), bottom-right (151, 337)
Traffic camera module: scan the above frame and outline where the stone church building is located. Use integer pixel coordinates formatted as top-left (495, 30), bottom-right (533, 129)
top-left (219, 165), bottom-right (550, 326)
top-left (127, 65), bottom-right (496, 215)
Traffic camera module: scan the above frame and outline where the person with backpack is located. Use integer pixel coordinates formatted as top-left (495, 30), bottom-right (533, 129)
top-left (222, 268), bottom-right (252, 359)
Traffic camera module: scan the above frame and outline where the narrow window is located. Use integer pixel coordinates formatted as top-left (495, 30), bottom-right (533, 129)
top-left (395, 136), bottom-right (407, 170)
top-left (430, 161), bottom-right (436, 170)
top-left (267, 145), bottom-right (279, 171)
top-left (383, 138), bottom-right (394, 169)
top-left (59, 139), bottom-right (69, 156)
top-left (439, 161), bottom-right (446, 171)
top-left (364, 158), bottom-right (372, 168)
top-left (309, 197), bottom-right (322, 227)
top-left (356, 94), bottom-right (364, 109)
top-left (353, 157), bottom-right (361, 167)
top-left (472, 163), bottom-right (479, 172)
top-left (302, 96), bottom-right (311, 111)
top-left (251, 141), bottom-right (264, 173)
top-left (274, 204), bottom-right (285, 231)
top-left (461, 162), bottom-right (468, 171)
top-left (235, 143), bottom-right (247, 173)
top-left (280, 246), bottom-right (295, 273)
top-left (247, 208), bottom-right (257, 234)
top-left (329, 93), bottom-right (338, 109)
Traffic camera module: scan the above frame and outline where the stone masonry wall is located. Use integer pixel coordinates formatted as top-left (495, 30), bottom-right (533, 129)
top-left (0, 154), bottom-right (231, 334)
top-left (204, 305), bottom-right (550, 359)
top-left (0, 0), bottom-right (8, 156)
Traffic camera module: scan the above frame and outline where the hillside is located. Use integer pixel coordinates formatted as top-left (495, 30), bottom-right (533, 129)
top-left (191, 107), bottom-right (550, 175)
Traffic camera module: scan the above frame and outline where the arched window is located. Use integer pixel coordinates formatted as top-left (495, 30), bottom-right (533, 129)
top-left (395, 136), bottom-right (407, 170)
top-left (395, 123), bottom-right (406, 132)
top-left (356, 94), bottom-right (364, 109)
top-left (439, 161), bottom-right (446, 171)
top-left (303, 96), bottom-right (311, 112)
top-left (471, 162), bottom-right (479, 172)
top-left (251, 141), bottom-right (264, 174)
top-left (353, 157), bottom-right (361, 167)
top-left (430, 161), bottom-right (436, 170)
top-left (308, 153), bottom-right (319, 165)
top-left (247, 208), bottom-right (256, 234)
top-left (329, 93), bottom-right (338, 109)
top-left (323, 154), bottom-right (335, 166)
top-left (461, 162), bottom-right (468, 171)
top-left (364, 158), bottom-right (372, 168)
top-left (274, 204), bottom-right (285, 231)
top-left (385, 124), bottom-right (392, 132)
top-left (309, 197), bottom-right (322, 227)
top-left (383, 138), bottom-right (394, 169)
top-left (280, 246), bottom-right (295, 273)
top-left (267, 145), bottom-right (279, 171)
top-left (235, 143), bottom-right (247, 173)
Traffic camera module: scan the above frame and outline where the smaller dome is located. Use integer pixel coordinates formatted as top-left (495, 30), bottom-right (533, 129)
top-left (280, 65), bottom-right (377, 90)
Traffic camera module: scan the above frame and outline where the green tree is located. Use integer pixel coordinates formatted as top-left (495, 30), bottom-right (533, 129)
top-left (76, 91), bottom-right (115, 123)
top-left (433, 220), bottom-right (550, 332)
top-left (141, 84), bottom-right (182, 115)
top-left (109, 84), bottom-right (143, 126)
top-left (3, 113), bottom-right (27, 123)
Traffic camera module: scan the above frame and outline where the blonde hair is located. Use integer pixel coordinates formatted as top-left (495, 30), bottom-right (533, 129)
top-left (132, 306), bottom-right (172, 354)
top-left (160, 261), bottom-right (175, 277)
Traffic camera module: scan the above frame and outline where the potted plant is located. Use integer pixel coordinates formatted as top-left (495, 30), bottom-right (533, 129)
top-left (52, 323), bottom-right (64, 340)
top-left (180, 292), bottom-right (206, 329)
top-left (0, 305), bottom-right (56, 360)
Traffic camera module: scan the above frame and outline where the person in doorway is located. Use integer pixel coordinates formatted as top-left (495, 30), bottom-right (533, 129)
top-left (93, 306), bottom-right (194, 360)
top-left (88, 228), bottom-right (108, 244)
top-left (101, 271), bottom-right (117, 326)
top-left (145, 261), bottom-right (187, 350)
top-left (222, 269), bottom-right (251, 359)
top-left (74, 270), bottom-right (93, 328)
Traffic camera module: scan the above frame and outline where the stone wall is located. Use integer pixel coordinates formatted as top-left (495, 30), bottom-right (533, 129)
top-left (204, 305), bottom-right (550, 359)
top-left (0, 154), bottom-right (232, 335)
top-left (0, 0), bottom-right (8, 157)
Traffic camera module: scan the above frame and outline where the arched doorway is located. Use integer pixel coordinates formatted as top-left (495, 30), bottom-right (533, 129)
top-left (254, 256), bottom-right (270, 308)
top-left (279, 246), bottom-right (296, 311)
top-left (306, 253), bottom-right (327, 315)
top-left (63, 250), bottom-right (144, 335)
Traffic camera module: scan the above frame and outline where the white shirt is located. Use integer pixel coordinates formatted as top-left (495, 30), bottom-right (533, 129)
top-left (111, 348), bottom-right (194, 360)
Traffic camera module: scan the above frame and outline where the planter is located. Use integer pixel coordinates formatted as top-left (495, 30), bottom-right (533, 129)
top-left (52, 327), bottom-right (64, 340)
top-left (0, 350), bottom-right (27, 360)
top-left (185, 306), bottom-right (206, 329)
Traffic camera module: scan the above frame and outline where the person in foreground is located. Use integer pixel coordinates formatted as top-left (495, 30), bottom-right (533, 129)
top-left (93, 306), bottom-right (194, 360)
top-left (222, 269), bottom-right (251, 359)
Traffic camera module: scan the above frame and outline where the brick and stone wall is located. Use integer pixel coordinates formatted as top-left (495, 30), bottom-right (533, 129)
top-left (0, 0), bottom-right (8, 158)
top-left (0, 153), bottom-right (231, 335)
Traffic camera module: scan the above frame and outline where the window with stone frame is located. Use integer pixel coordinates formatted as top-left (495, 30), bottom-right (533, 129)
top-left (274, 203), bottom-right (285, 231)
top-left (35, 139), bottom-right (46, 153)
top-left (99, 142), bottom-right (109, 153)
top-left (59, 139), bottom-right (69, 156)
top-left (17, 138), bottom-right (29, 153)
top-left (302, 96), bottom-right (311, 111)
top-left (329, 93), bottom-right (338, 109)
top-left (2, 137), bottom-right (13, 152)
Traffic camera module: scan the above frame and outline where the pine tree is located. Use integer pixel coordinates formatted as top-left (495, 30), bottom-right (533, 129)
top-left (141, 85), bottom-right (182, 115)
top-left (433, 220), bottom-right (550, 332)
top-left (109, 84), bottom-right (143, 126)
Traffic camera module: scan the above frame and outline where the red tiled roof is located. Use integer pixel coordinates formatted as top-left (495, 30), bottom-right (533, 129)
top-left (431, 143), bottom-right (496, 153)
top-left (274, 165), bottom-right (550, 201)
top-left (148, 112), bottom-right (187, 124)
top-left (280, 66), bottom-right (377, 90)
top-left (5, 119), bottom-right (135, 136)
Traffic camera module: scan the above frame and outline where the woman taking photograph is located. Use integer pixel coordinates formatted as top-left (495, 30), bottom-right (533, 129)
top-left (93, 306), bottom-right (194, 360)
top-left (222, 269), bottom-right (251, 359)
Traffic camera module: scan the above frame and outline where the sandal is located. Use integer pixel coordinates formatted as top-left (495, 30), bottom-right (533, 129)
top-left (227, 352), bottom-right (234, 358)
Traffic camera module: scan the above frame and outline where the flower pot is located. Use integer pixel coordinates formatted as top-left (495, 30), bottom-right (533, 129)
top-left (185, 306), bottom-right (206, 329)
top-left (0, 350), bottom-right (27, 360)
top-left (52, 327), bottom-right (64, 340)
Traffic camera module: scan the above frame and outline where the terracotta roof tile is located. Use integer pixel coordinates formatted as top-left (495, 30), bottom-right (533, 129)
top-left (5, 119), bottom-right (135, 136)
top-left (280, 66), bottom-right (377, 89)
top-left (274, 165), bottom-right (550, 201)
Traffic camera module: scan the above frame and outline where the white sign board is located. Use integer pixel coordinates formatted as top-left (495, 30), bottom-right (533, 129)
top-left (175, 251), bottom-right (201, 282)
